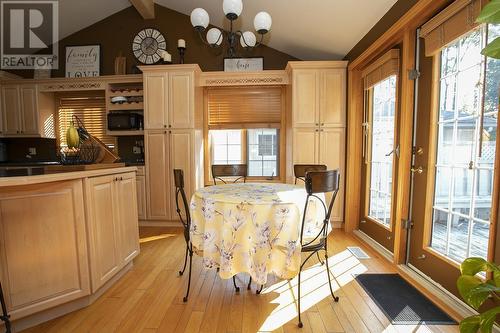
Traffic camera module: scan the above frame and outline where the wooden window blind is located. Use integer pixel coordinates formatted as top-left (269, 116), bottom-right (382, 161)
top-left (362, 49), bottom-right (400, 89)
top-left (57, 91), bottom-right (116, 147)
top-left (421, 0), bottom-right (486, 57)
top-left (207, 86), bottom-right (283, 129)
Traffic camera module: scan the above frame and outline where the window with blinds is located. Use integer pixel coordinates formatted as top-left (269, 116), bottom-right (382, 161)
top-left (57, 92), bottom-right (116, 147)
top-left (207, 86), bottom-right (283, 129)
top-left (362, 49), bottom-right (400, 89)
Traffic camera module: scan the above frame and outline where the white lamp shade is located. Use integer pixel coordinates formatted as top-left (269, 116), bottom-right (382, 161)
top-left (240, 31), bottom-right (256, 47)
top-left (207, 28), bottom-right (223, 46)
top-left (190, 8), bottom-right (209, 29)
top-left (223, 0), bottom-right (243, 18)
top-left (254, 11), bottom-right (272, 34)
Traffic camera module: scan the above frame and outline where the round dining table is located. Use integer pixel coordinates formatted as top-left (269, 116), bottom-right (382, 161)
top-left (189, 182), bottom-right (327, 285)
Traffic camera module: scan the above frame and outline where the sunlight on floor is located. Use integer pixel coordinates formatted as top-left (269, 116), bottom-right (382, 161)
top-left (258, 249), bottom-right (367, 331)
top-left (139, 233), bottom-right (176, 244)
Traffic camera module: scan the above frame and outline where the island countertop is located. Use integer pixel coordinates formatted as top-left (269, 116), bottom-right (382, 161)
top-left (0, 166), bottom-right (138, 187)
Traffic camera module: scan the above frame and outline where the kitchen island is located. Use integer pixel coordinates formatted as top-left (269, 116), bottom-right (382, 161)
top-left (0, 166), bottom-right (140, 331)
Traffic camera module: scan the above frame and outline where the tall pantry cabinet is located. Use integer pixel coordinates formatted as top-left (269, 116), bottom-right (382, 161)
top-left (286, 61), bottom-right (347, 226)
top-left (141, 65), bottom-right (204, 222)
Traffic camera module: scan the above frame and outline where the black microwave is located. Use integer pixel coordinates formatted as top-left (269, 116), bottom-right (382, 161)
top-left (108, 113), bottom-right (143, 130)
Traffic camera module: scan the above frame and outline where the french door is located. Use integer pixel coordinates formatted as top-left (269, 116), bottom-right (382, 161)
top-left (408, 25), bottom-right (500, 296)
top-left (360, 69), bottom-right (400, 252)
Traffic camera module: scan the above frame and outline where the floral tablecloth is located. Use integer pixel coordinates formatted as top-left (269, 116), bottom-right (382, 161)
top-left (189, 183), bottom-right (327, 284)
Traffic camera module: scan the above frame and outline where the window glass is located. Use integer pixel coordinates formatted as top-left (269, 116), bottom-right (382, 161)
top-left (430, 25), bottom-right (499, 263)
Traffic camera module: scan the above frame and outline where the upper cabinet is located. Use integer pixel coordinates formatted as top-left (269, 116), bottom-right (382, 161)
top-left (0, 83), bottom-right (55, 138)
top-left (142, 65), bottom-right (199, 130)
top-left (289, 63), bottom-right (347, 128)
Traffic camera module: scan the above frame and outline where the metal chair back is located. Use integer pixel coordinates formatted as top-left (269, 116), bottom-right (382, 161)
top-left (293, 164), bottom-right (327, 184)
top-left (211, 164), bottom-right (247, 185)
top-left (300, 169), bottom-right (340, 246)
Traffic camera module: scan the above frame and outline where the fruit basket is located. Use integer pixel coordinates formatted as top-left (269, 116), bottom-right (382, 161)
top-left (60, 115), bottom-right (102, 165)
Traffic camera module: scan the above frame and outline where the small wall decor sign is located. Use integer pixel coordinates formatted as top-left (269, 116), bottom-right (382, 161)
top-left (65, 45), bottom-right (101, 78)
top-left (224, 57), bottom-right (264, 72)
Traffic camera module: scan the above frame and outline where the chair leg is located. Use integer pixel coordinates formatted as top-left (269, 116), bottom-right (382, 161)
top-left (0, 282), bottom-right (11, 333)
top-left (179, 245), bottom-right (189, 276)
top-left (247, 276), bottom-right (252, 290)
top-left (256, 284), bottom-right (264, 294)
top-left (183, 247), bottom-right (193, 303)
top-left (297, 268), bottom-right (303, 328)
top-left (232, 276), bottom-right (240, 292)
top-left (316, 251), bottom-right (324, 265)
top-left (324, 252), bottom-right (339, 302)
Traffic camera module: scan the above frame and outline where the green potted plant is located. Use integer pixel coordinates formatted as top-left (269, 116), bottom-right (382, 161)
top-left (477, 0), bottom-right (500, 58)
top-left (457, 258), bottom-right (500, 332)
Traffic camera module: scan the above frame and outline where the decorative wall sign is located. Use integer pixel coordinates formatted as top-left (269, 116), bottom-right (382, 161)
top-left (224, 57), bottom-right (264, 72)
top-left (65, 45), bottom-right (101, 78)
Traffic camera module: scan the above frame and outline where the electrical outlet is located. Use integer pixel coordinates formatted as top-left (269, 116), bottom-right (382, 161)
top-left (28, 147), bottom-right (37, 155)
top-left (133, 146), bottom-right (141, 154)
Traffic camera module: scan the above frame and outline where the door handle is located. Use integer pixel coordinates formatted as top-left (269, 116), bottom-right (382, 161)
top-left (385, 145), bottom-right (400, 157)
top-left (410, 166), bottom-right (424, 174)
top-left (417, 254), bottom-right (426, 260)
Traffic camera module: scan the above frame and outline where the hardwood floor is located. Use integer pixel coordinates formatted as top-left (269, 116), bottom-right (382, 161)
top-left (22, 227), bottom-right (459, 333)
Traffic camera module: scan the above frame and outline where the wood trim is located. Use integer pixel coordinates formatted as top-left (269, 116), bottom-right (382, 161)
top-left (199, 70), bottom-right (289, 87)
top-left (345, 69), bottom-right (364, 232)
top-left (487, 88), bottom-right (500, 263)
top-left (130, 0), bottom-right (155, 19)
top-left (286, 61), bottom-right (348, 70)
top-left (392, 29), bottom-right (416, 264)
top-left (348, 0), bottom-right (450, 71)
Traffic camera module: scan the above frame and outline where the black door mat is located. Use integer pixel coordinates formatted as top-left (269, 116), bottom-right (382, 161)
top-left (355, 273), bottom-right (456, 325)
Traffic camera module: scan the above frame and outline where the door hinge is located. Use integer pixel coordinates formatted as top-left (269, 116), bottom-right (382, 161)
top-left (408, 69), bottom-right (420, 80)
top-left (402, 219), bottom-right (413, 230)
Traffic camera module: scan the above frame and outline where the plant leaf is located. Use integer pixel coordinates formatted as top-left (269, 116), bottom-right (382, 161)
top-left (460, 315), bottom-right (481, 333)
top-left (461, 258), bottom-right (489, 276)
top-left (494, 270), bottom-right (500, 287)
top-left (457, 275), bottom-right (490, 310)
top-left (481, 37), bottom-right (500, 59)
top-left (479, 307), bottom-right (500, 333)
top-left (476, 0), bottom-right (500, 24)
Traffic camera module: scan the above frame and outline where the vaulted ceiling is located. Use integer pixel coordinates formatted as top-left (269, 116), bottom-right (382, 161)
top-left (58, 0), bottom-right (398, 60)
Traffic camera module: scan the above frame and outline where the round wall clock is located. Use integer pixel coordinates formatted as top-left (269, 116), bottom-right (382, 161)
top-left (132, 28), bottom-right (166, 64)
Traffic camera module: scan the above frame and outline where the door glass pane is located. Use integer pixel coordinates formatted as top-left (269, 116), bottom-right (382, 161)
top-left (368, 75), bottom-right (397, 227)
top-left (430, 25), bottom-right (499, 263)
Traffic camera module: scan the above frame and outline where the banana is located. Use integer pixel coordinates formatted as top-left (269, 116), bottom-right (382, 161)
top-left (66, 121), bottom-right (80, 148)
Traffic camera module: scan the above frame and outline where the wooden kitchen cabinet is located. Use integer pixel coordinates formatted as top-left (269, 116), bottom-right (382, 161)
top-left (0, 84), bottom-right (53, 137)
top-left (85, 172), bottom-right (139, 292)
top-left (0, 180), bottom-right (90, 319)
top-left (169, 129), bottom-right (193, 219)
top-left (143, 66), bottom-right (197, 130)
top-left (290, 67), bottom-right (346, 128)
top-left (287, 61), bottom-right (347, 224)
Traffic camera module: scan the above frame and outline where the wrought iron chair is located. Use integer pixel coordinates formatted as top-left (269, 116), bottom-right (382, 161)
top-left (0, 282), bottom-right (11, 333)
top-left (174, 169), bottom-right (241, 302)
top-left (211, 164), bottom-right (247, 185)
top-left (293, 164), bottom-right (327, 184)
top-left (296, 169), bottom-right (340, 328)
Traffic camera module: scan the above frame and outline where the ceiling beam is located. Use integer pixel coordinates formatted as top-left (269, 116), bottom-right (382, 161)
top-left (130, 0), bottom-right (155, 19)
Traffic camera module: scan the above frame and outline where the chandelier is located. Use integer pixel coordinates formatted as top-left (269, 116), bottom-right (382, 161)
top-left (190, 0), bottom-right (272, 58)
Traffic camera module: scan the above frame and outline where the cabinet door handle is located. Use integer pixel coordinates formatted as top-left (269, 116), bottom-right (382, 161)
top-left (120, 177), bottom-right (123, 181)
top-left (164, 125), bottom-right (167, 128)
top-left (169, 124), bottom-right (172, 128)
top-left (315, 129), bottom-right (319, 132)
top-left (315, 123), bottom-right (319, 126)
top-left (321, 123), bottom-right (324, 126)
top-left (164, 131), bottom-right (167, 134)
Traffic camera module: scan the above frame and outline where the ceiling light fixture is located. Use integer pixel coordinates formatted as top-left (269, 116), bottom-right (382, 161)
top-left (190, 0), bottom-right (272, 58)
